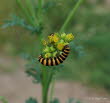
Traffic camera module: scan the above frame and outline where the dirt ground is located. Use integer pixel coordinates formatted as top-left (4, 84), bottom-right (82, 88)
top-left (0, 56), bottom-right (110, 103)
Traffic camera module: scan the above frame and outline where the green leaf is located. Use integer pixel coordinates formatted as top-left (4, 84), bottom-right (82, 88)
top-left (25, 97), bottom-right (38, 103)
top-left (0, 96), bottom-right (8, 103)
top-left (43, 1), bottom-right (57, 12)
top-left (50, 98), bottom-right (60, 103)
top-left (25, 57), bottom-right (41, 83)
top-left (2, 15), bottom-right (42, 34)
top-left (67, 98), bottom-right (74, 103)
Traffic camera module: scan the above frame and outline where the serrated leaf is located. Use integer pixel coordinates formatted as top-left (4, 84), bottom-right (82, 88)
top-left (25, 97), bottom-right (38, 103)
top-left (25, 57), bottom-right (41, 83)
top-left (1, 14), bottom-right (42, 34)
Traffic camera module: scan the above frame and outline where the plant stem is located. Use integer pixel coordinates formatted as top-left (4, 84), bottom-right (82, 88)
top-left (38, 0), bottom-right (43, 26)
top-left (42, 69), bottom-right (53, 103)
top-left (49, 77), bottom-right (56, 102)
top-left (60, 0), bottom-right (84, 32)
top-left (16, 0), bottom-right (35, 26)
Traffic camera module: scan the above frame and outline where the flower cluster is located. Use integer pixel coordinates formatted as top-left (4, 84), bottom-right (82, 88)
top-left (41, 33), bottom-right (74, 58)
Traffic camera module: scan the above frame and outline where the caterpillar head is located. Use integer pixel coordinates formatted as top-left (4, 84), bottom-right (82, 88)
top-left (38, 55), bottom-right (42, 60)
top-left (49, 33), bottom-right (54, 36)
top-left (64, 45), bottom-right (69, 49)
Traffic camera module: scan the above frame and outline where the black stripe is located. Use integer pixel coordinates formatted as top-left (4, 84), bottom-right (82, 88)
top-left (65, 48), bottom-right (70, 51)
top-left (50, 58), bottom-right (53, 66)
top-left (62, 53), bottom-right (68, 57)
top-left (63, 51), bottom-right (69, 54)
top-left (60, 55), bottom-right (66, 60)
top-left (54, 57), bottom-right (58, 65)
top-left (57, 56), bottom-right (63, 63)
top-left (41, 58), bottom-right (45, 65)
top-left (46, 58), bottom-right (49, 66)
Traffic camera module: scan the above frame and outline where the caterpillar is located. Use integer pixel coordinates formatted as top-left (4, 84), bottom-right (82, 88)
top-left (38, 45), bottom-right (70, 66)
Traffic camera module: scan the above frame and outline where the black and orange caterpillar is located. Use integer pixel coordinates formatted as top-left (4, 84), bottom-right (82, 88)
top-left (38, 45), bottom-right (70, 66)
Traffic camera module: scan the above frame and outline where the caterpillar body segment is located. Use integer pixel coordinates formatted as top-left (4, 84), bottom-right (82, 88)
top-left (38, 45), bottom-right (70, 66)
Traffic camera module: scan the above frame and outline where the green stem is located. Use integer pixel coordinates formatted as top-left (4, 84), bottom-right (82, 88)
top-left (38, 0), bottom-right (43, 26)
top-left (25, 0), bottom-right (38, 26)
top-left (60, 0), bottom-right (84, 32)
top-left (49, 78), bottom-right (56, 102)
top-left (16, 0), bottom-right (35, 26)
top-left (42, 69), bottom-right (53, 103)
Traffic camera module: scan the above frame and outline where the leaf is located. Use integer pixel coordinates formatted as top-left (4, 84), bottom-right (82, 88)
top-left (25, 97), bottom-right (38, 103)
top-left (1, 14), bottom-right (42, 34)
top-left (76, 101), bottom-right (81, 103)
top-left (43, 1), bottom-right (57, 12)
top-left (50, 98), bottom-right (60, 103)
top-left (70, 41), bottom-right (85, 58)
top-left (25, 57), bottom-right (41, 83)
top-left (0, 96), bottom-right (8, 103)
top-left (67, 98), bottom-right (74, 103)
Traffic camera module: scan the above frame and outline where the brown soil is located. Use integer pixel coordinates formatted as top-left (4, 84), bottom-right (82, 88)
top-left (0, 56), bottom-right (110, 103)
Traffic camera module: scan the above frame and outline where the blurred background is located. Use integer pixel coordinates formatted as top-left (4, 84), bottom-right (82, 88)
top-left (0, 0), bottom-right (110, 103)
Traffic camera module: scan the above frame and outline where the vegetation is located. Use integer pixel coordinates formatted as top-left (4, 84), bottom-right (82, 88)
top-left (0, 0), bottom-right (110, 102)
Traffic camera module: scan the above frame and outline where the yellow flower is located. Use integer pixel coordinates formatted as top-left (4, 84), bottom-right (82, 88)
top-left (53, 35), bottom-right (59, 43)
top-left (48, 35), bottom-right (53, 43)
top-left (44, 53), bottom-right (51, 58)
top-left (57, 43), bottom-right (65, 50)
top-left (42, 40), bottom-right (48, 46)
top-left (48, 34), bottom-right (59, 43)
top-left (66, 33), bottom-right (74, 42)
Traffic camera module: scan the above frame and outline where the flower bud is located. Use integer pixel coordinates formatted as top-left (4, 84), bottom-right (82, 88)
top-left (59, 39), bottom-right (65, 43)
top-left (57, 43), bottom-right (65, 50)
top-left (43, 46), bottom-right (50, 53)
top-left (53, 51), bottom-right (58, 57)
top-left (44, 53), bottom-right (51, 58)
top-left (42, 39), bottom-right (48, 46)
top-left (61, 33), bottom-right (66, 39)
top-left (50, 46), bottom-right (56, 52)
top-left (53, 35), bottom-right (59, 43)
top-left (65, 33), bottom-right (74, 42)
top-left (48, 35), bottom-right (53, 43)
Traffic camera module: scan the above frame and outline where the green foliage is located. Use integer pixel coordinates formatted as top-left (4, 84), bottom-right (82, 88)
top-left (25, 97), bottom-right (38, 103)
top-left (23, 54), bottom-right (41, 83)
top-left (50, 98), bottom-right (82, 103)
top-left (2, 14), bottom-right (42, 34)
top-left (1, 0), bottom-right (110, 103)
top-left (50, 98), bottom-right (60, 103)
top-left (0, 96), bottom-right (8, 103)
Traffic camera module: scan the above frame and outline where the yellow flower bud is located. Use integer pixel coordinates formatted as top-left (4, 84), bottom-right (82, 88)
top-left (59, 39), bottom-right (65, 43)
top-left (42, 40), bottom-right (48, 46)
top-left (50, 46), bottom-right (56, 52)
top-left (65, 33), bottom-right (74, 42)
top-left (57, 43), bottom-right (65, 50)
top-left (44, 53), bottom-right (51, 58)
top-left (48, 35), bottom-right (53, 43)
top-left (53, 51), bottom-right (58, 57)
top-left (61, 33), bottom-right (66, 39)
top-left (53, 35), bottom-right (59, 43)
top-left (43, 46), bottom-right (50, 53)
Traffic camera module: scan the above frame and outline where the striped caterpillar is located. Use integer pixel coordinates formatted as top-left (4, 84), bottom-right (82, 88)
top-left (38, 45), bottom-right (70, 66)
